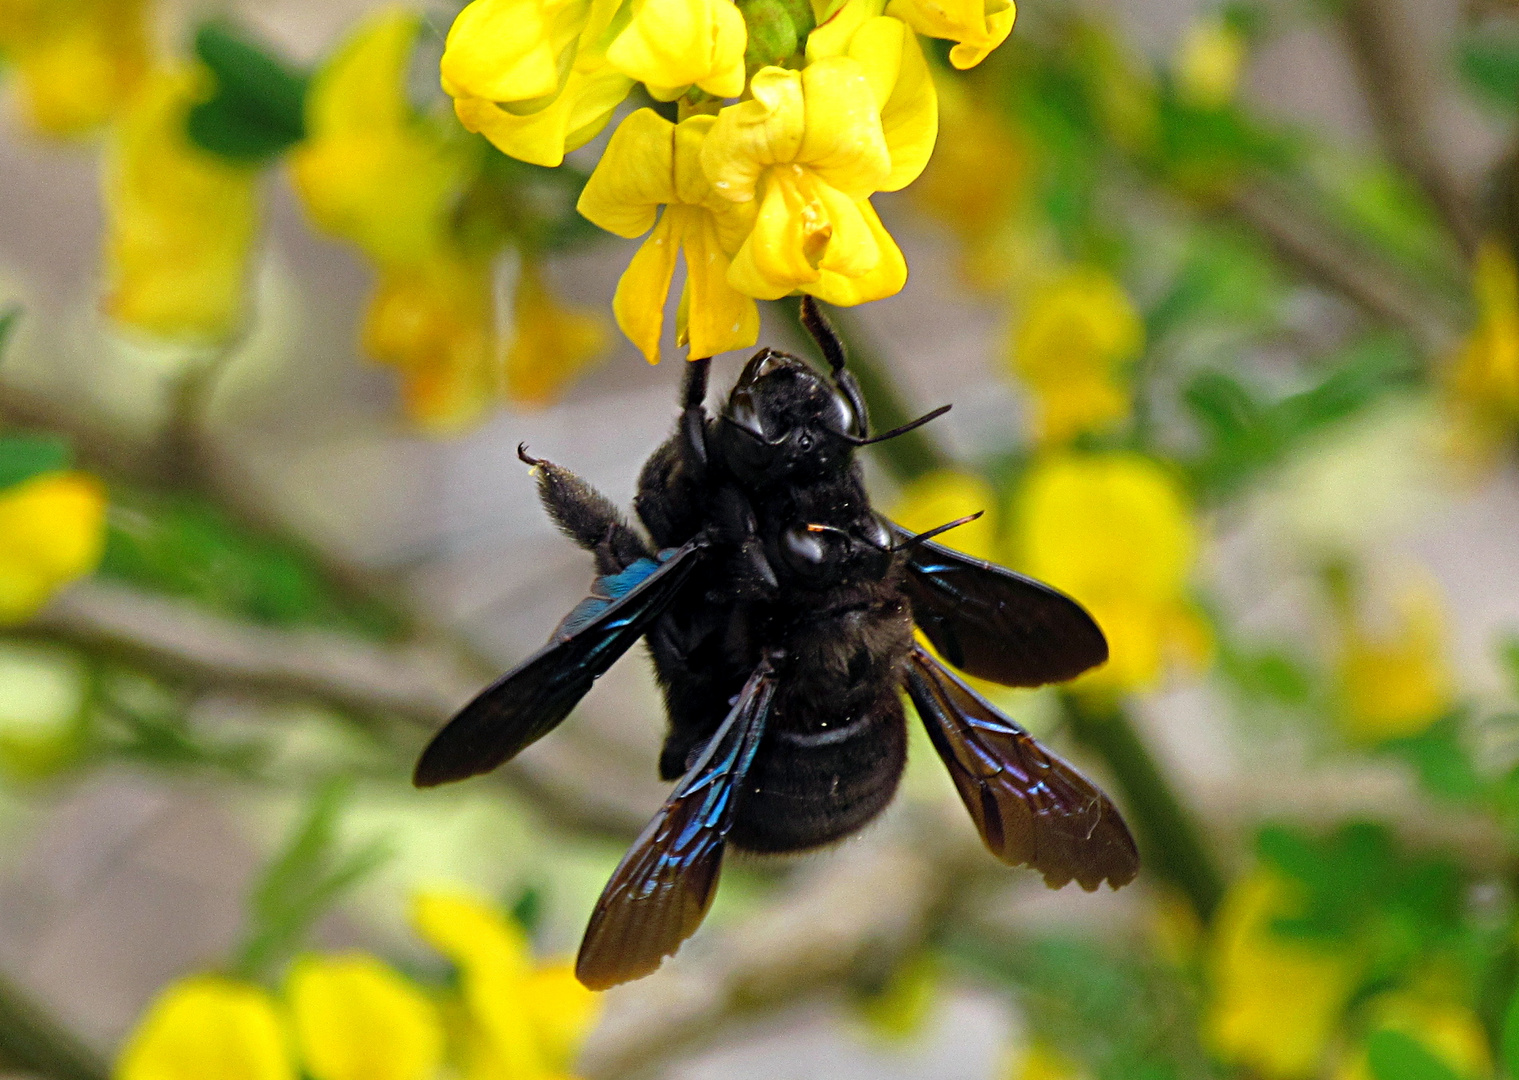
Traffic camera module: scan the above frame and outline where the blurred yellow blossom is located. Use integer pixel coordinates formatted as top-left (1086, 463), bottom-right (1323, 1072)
top-left (102, 67), bottom-right (260, 342)
top-left (850, 953), bottom-right (940, 1042)
top-left (1004, 1042), bottom-right (1086, 1080)
top-left (0, 0), bottom-right (148, 136)
top-left (117, 975), bottom-right (293, 1080)
top-left (1012, 452), bottom-right (1209, 695)
top-left (412, 891), bottom-right (600, 1078)
top-left (441, 0), bottom-right (631, 167)
top-left (1175, 16), bottom-right (1246, 110)
top-left (702, 59), bottom-right (917, 305)
top-left (1205, 870), bottom-right (1362, 1079)
top-left (292, 10), bottom-right (494, 431)
top-left (503, 259), bottom-right (608, 406)
top-left (890, 468), bottom-right (999, 561)
top-left (577, 109), bottom-right (759, 361)
top-left (1010, 268), bottom-right (1144, 445)
top-left (1447, 241), bottom-right (1519, 462)
top-left (886, 0), bottom-right (1014, 69)
top-left (287, 955), bottom-right (444, 1080)
top-left (1335, 993), bottom-right (1493, 1080)
top-left (1335, 580), bottom-right (1454, 743)
top-left (0, 471), bottom-right (107, 624)
top-left (606, 0), bottom-right (746, 100)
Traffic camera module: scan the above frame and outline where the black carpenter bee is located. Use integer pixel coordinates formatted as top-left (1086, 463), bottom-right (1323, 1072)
top-left (414, 298), bottom-right (1139, 989)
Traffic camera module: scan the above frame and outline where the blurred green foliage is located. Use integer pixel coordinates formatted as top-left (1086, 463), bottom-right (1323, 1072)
top-left (186, 21), bottom-right (308, 164)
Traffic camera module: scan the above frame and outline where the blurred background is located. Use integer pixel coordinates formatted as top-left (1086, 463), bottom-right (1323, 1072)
top-left (4, 0), bottom-right (1519, 1077)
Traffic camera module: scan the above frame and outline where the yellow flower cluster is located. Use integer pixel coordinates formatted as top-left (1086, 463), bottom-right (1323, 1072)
top-left (117, 891), bottom-right (599, 1080)
top-left (293, 11), bottom-right (607, 430)
top-left (1447, 240), bottom-right (1519, 464)
top-left (442, 0), bottom-right (1018, 362)
top-left (1335, 578), bottom-right (1453, 743)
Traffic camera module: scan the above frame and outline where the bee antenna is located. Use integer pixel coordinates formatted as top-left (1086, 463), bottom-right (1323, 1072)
top-left (892, 512), bottom-right (984, 552)
top-left (517, 443), bottom-right (543, 467)
top-left (840, 404), bottom-right (952, 446)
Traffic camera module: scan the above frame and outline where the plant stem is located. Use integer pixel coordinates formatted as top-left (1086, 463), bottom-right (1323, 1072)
top-left (774, 296), bottom-right (948, 482)
top-left (1063, 693), bottom-right (1226, 923)
top-left (0, 969), bottom-right (109, 1080)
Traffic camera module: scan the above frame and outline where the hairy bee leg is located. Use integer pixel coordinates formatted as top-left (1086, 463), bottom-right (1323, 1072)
top-left (518, 443), bottom-right (649, 574)
top-left (680, 356), bottom-right (711, 479)
top-left (798, 296), bottom-right (868, 439)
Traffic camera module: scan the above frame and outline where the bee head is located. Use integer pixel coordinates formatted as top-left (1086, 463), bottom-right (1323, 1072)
top-left (716, 348), bottom-right (864, 485)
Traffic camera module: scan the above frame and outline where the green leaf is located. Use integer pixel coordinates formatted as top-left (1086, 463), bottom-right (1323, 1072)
top-left (1367, 1030), bottom-right (1464, 1080)
top-left (1459, 28), bottom-right (1519, 112)
top-left (0, 434), bottom-right (73, 492)
top-left (186, 21), bottom-right (308, 164)
top-left (1501, 984), bottom-right (1519, 1079)
top-left (1379, 716), bottom-right (1486, 805)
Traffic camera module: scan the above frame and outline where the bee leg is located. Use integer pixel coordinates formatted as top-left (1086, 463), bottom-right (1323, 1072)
top-left (712, 485), bottom-right (778, 597)
top-left (798, 296), bottom-right (868, 439)
top-left (518, 444), bottom-right (649, 574)
top-left (680, 356), bottom-right (711, 480)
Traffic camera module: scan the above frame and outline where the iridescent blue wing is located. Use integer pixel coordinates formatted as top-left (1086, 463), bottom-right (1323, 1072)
top-left (575, 660), bottom-right (777, 990)
top-left (903, 645), bottom-right (1138, 891)
top-left (886, 519), bottom-right (1108, 687)
top-left (413, 539), bottom-right (707, 788)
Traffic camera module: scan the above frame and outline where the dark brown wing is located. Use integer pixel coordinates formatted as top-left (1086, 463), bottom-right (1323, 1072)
top-left (575, 660), bottom-right (777, 990)
top-left (903, 644), bottom-right (1138, 890)
top-left (886, 519), bottom-right (1108, 687)
top-left (413, 539), bottom-right (706, 788)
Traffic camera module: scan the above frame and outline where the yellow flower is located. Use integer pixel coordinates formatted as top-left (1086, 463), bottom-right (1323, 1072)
top-left (412, 891), bottom-right (600, 1078)
top-left (0, 0), bottom-right (148, 136)
top-left (578, 108), bottom-right (759, 362)
top-left (0, 471), bottom-right (106, 624)
top-left (1012, 452), bottom-right (1209, 695)
top-left (701, 60), bottom-right (912, 305)
top-left (102, 67), bottom-right (260, 342)
top-left (362, 257), bottom-right (497, 432)
top-left (1175, 16), bottom-right (1246, 110)
top-left (1205, 870), bottom-right (1362, 1080)
top-left (606, 0), bottom-right (746, 100)
top-left (890, 469), bottom-right (999, 561)
top-left (1004, 1043), bottom-right (1086, 1080)
top-left (503, 259), bottom-right (608, 406)
top-left (117, 975), bottom-right (294, 1080)
top-left (441, 0), bottom-right (631, 167)
top-left (292, 11), bottom-right (493, 431)
top-left (1336, 580), bottom-right (1453, 743)
top-left (287, 955), bottom-right (444, 1080)
top-left (885, 0), bottom-right (1014, 70)
top-left (1447, 241), bottom-right (1519, 462)
top-left (1335, 993), bottom-right (1493, 1080)
top-left (1010, 268), bottom-right (1144, 445)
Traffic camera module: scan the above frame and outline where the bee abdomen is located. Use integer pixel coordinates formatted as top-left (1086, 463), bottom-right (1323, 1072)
top-left (728, 691), bottom-right (907, 854)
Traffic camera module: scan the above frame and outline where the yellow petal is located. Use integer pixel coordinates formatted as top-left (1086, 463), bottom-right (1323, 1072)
top-left (455, 64), bottom-right (632, 167)
top-left (885, 0), bottom-right (1015, 70)
top-left (504, 260), bottom-right (608, 405)
top-left (1205, 871), bottom-right (1361, 1079)
top-left (806, 196), bottom-right (906, 305)
top-left (728, 169), bottom-right (822, 299)
top-left (1337, 581), bottom-right (1453, 742)
top-left (613, 210), bottom-right (684, 362)
top-left (440, 0), bottom-right (590, 105)
top-left (606, 0), bottom-right (747, 99)
top-left (679, 208), bottom-right (761, 358)
top-left (805, 0), bottom-right (888, 61)
top-left (848, 18), bottom-right (937, 191)
top-left (701, 65), bottom-right (807, 202)
top-left (362, 258), bottom-right (496, 433)
top-left (292, 11), bottom-right (474, 268)
top-left (0, 472), bottom-right (106, 625)
top-left (576, 107), bottom-right (677, 237)
top-left (0, 0), bottom-right (148, 135)
top-left (796, 56), bottom-right (891, 198)
top-left (117, 976), bottom-right (293, 1080)
top-left (524, 963), bottom-right (601, 1072)
top-left (287, 955), bottom-right (444, 1080)
top-left (102, 68), bottom-right (260, 342)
